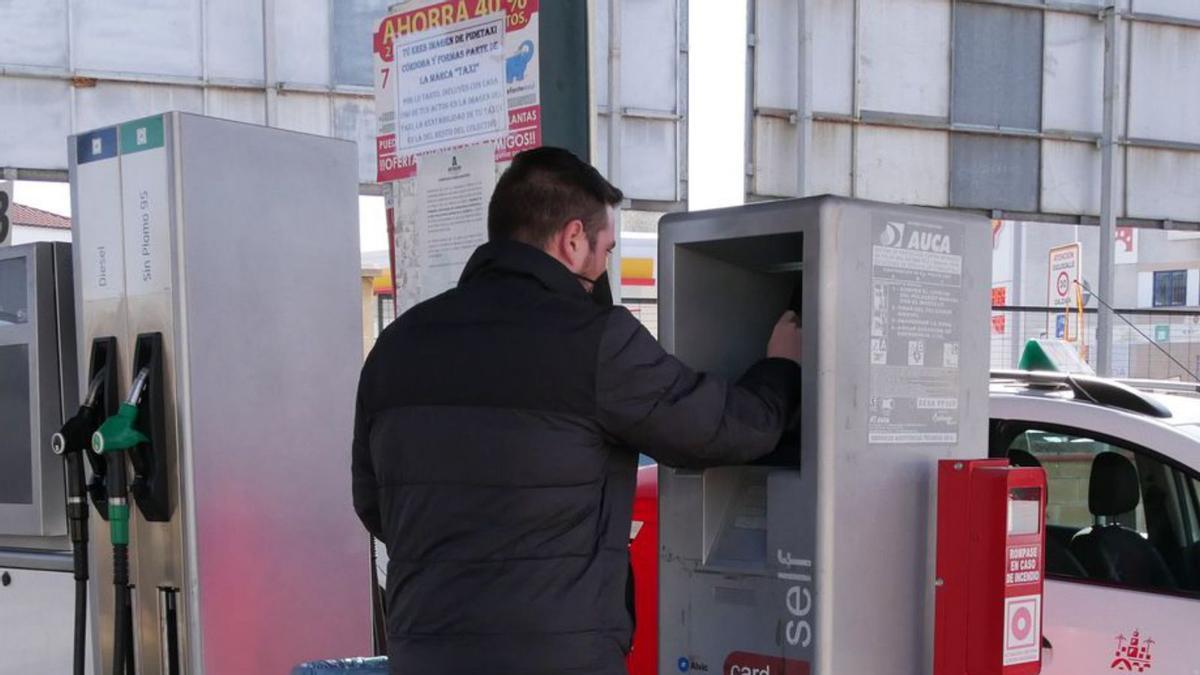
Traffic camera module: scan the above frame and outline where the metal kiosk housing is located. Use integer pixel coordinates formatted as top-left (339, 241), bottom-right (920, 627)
top-left (69, 112), bottom-right (370, 675)
top-left (657, 196), bottom-right (992, 674)
top-left (0, 241), bottom-right (79, 671)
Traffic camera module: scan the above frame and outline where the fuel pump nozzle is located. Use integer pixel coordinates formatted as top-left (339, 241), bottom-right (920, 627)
top-left (52, 374), bottom-right (104, 542)
top-left (51, 373), bottom-right (105, 675)
top-left (92, 366), bottom-right (151, 675)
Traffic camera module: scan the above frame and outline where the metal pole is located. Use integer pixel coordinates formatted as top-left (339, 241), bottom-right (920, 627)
top-left (795, 0), bottom-right (813, 197)
top-left (607, 0), bottom-right (623, 295)
top-left (1097, 4), bottom-right (1121, 376)
top-left (262, 0), bottom-right (278, 127)
top-left (1012, 223), bottom-right (1025, 367)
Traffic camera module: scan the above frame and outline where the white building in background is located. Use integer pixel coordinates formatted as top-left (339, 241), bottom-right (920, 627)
top-left (992, 220), bottom-right (1200, 380)
top-left (5, 202), bottom-right (71, 244)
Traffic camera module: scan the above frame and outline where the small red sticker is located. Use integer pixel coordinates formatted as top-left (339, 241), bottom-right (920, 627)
top-left (1110, 630), bottom-right (1154, 672)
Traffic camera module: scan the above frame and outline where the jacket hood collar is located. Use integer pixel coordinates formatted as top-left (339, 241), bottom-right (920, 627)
top-left (460, 239), bottom-right (590, 299)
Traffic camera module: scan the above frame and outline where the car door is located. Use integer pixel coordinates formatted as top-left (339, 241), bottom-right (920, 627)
top-left (990, 415), bottom-right (1200, 673)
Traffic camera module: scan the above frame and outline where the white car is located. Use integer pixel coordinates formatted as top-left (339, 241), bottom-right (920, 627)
top-left (989, 370), bottom-right (1200, 674)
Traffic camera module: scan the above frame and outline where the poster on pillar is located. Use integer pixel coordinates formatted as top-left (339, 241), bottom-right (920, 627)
top-left (415, 144), bottom-right (496, 301)
top-left (374, 0), bottom-right (542, 183)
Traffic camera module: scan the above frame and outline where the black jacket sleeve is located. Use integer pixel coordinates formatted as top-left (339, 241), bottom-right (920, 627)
top-left (351, 365), bottom-right (384, 542)
top-left (595, 307), bottom-right (802, 468)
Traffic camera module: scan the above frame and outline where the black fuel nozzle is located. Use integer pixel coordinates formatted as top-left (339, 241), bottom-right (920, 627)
top-left (52, 374), bottom-right (106, 551)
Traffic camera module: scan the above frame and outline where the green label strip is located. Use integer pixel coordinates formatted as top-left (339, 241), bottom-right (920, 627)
top-left (119, 115), bottom-right (165, 154)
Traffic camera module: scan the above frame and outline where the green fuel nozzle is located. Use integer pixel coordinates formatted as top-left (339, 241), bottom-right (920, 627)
top-left (91, 404), bottom-right (148, 456)
top-left (92, 368), bottom-right (150, 546)
top-left (92, 367), bottom-right (150, 454)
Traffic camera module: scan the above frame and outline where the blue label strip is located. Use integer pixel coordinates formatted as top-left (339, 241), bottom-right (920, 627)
top-left (76, 127), bottom-right (119, 164)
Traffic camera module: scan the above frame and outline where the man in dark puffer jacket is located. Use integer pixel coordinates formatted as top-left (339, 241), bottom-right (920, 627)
top-left (352, 147), bottom-right (802, 675)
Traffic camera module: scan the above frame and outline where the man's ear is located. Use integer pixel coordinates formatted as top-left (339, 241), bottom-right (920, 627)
top-left (563, 219), bottom-right (586, 260)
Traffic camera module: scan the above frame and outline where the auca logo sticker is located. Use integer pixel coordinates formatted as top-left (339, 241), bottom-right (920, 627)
top-left (880, 221), bottom-right (906, 247)
top-left (677, 656), bottom-right (709, 672)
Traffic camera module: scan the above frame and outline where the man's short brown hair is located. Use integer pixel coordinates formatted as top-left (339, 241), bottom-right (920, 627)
top-left (488, 147), bottom-right (623, 247)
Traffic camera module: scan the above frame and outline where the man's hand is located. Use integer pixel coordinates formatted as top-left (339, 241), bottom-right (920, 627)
top-left (767, 310), bottom-right (802, 364)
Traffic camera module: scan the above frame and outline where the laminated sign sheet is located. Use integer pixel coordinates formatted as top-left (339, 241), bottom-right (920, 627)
top-left (869, 218), bottom-right (964, 444)
top-left (374, 0), bottom-right (542, 182)
top-left (415, 144), bottom-right (495, 300)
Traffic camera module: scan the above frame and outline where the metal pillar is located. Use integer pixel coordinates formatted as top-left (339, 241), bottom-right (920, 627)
top-left (794, 0), bottom-right (813, 197)
top-left (1097, 4), bottom-right (1121, 376)
top-left (607, 0), bottom-right (623, 293)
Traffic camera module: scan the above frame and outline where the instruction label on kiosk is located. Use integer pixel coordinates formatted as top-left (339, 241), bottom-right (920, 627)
top-left (869, 218), bottom-right (963, 444)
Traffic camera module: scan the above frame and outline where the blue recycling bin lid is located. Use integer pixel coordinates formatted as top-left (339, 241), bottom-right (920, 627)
top-left (290, 657), bottom-right (389, 674)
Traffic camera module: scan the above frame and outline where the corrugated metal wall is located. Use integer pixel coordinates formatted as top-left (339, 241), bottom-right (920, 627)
top-left (0, 0), bottom-right (687, 207)
top-left (592, 0), bottom-right (688, 208)
top-left (750, 0), bottom-right (1200, 226)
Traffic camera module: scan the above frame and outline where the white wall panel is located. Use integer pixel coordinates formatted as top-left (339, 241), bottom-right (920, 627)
top-left (205, 90), bottom-right (268, 126)
top-left (1133, 0), bottom-right (1200, 21)
top-left (1129, 22), bottom-right (1200, 144)
top-left (754, 0), bottom-right (853, 114)
top-left (753, 116), bottom-right (795, 196)
top-left (333, 99), bottom-right (378, 183)
top-left (75, 83), bottom-right (204, 132)
top-left (207, 0), bottom-right (266, 81)
top-left (809, 121), bottom-right (852, 196)
top-left (276, 91), bottom-right (332, 136)
top-left (1042, 12), bottom-right (1104, 134)
top-left (811, 0), bottom-right (854, 114)
top-left (1041, 139), bottom-right (1126, 217)
top-left (859, 0), bottom-right (949, 117)
top-left (621, 0), bottom-right (678, 111)
top-left (275, 0), bottom-right (332, 86)
top-left (596, 116), bottom-right (678, 202)
top-left (72, 0), bottom-right (203, 77)
top-left (0, 78), bottom-right (71, 168)
top-left (1137, 271), bottom-right (1153, 307)
top-left (0, 0), bottom-right (68, 69)
top-left (1127, 148), bottom-right (1200, 222)
top-left (753, 118), bottom-right (852, 198)
top-left (621, 118), bottom-right (677, 201)
top-left (854, 126), bottom-right (948, 206)
top-left (753, 0), bottom-right (794, 110)
top-left (593, 0), bottom-right (684, 203)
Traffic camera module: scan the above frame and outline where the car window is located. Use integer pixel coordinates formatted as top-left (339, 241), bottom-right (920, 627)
top-left (1009, 430), bottom-right (1145, 533)
top-left (1005, 428), bottom-right (1199, 594)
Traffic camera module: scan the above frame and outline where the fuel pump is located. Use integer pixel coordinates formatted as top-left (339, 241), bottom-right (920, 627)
top-left (93, 366), bottom-right (152, 675)
top-left (51, 372), bottom-right (108, 675)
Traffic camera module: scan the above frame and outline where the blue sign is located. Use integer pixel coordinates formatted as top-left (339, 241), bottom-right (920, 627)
top-left (76, 127), bottom-right (119, 164)
top-left (677, 656), bottom-right (690, 672)
top-left (1055, 314), bottom-right (1066, 339)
